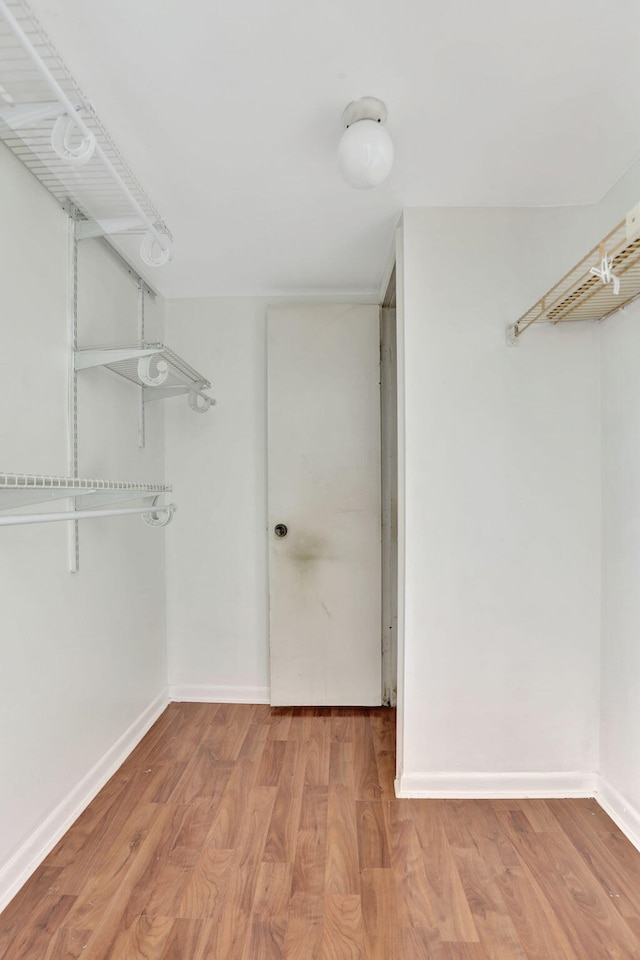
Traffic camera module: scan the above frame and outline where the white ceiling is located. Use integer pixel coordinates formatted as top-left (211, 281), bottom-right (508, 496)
top-left (25, 0), bottom-right (640, 299)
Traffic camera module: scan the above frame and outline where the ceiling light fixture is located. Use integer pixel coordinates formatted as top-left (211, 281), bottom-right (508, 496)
top-left (338, 97), bottom-right (393, 189)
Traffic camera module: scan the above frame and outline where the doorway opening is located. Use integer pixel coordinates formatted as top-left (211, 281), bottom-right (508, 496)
top-left (380, 265), bottom-right (398, 708)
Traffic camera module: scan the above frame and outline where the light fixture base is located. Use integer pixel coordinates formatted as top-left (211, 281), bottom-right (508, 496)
top-left (342, 97), bottom-right (387, 129)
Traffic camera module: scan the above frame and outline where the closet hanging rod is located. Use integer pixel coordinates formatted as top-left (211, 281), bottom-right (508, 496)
top-left (0, 0), bottom-right (171, 266)
top-left (0, 502), bottom-right (177, 527)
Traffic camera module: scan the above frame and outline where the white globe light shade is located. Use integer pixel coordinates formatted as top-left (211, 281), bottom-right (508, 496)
top-left (338, 119), bottom-right (394, 189)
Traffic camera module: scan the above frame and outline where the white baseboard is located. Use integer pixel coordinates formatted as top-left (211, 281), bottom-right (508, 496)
top-left (596, 776), bottom-right (640, 854)
top-left (0, 689), bottom-right (169, 914)
top-left (395, 770), bottom-right (597, 799)
top-left (169, 684), bottom-right (270, 704)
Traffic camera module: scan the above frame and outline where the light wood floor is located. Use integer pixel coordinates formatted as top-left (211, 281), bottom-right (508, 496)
top-left (2, 703), bottom-right (640, 959)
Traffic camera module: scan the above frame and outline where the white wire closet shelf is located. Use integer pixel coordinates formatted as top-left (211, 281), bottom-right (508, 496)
top-left (0, 0), bottom-right (172, 266)
top-left (511, 203), bottom-right (640, 342)
top-left (0, 473), bottom-right (176, 526)
top-left (74, 343), bottom-right (215, 412)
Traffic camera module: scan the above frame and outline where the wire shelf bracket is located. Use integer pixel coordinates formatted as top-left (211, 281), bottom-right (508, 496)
top-left (510, 202), bottom-right (640, 344)
top-left (0, 0), bottom-right (173, 267)
top-left (0, 473), bottom-right (176, 526)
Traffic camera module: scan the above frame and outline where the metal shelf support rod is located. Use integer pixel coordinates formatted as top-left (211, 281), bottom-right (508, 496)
top-left (0, 502), bottom-right (177, 527)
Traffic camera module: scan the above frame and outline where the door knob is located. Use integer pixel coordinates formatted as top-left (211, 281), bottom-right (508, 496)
top-left (274, 523), bottom-right (288, 538)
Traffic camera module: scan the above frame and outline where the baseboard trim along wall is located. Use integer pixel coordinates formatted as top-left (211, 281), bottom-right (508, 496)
top-left (395, 770), bottom-right (598, 799)
top-left (596, 776), bottom-right (640, 854)
top-left (169, 684), bottom-right (270, 704)
top-left (0, 690), bottom-right (169, 914)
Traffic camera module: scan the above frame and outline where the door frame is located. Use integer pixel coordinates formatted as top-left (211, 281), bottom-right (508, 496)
top-left (378, 223), bottom-right (405, 788)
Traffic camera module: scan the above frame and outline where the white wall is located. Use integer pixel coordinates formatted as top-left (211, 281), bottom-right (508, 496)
top-left (398, 205), bottom-right (603, 796)
top-left (596, 155), bottom-right (640, 846)
top-left (600, 298), bottom-right (640, 846)
top-left (0, 143), bottom-right (168, 909)
top-left (165, 298), bottom-right (270, 701)
top-left (397, 169), bottom-right (640, 805)
top-left (547, 156), bottom-right (640, 842)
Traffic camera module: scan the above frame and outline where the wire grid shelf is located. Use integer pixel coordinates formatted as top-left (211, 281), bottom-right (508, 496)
top-left (76, 340), bottom-right (215, 403)
top-left (0, 473), bottom-right (174, 527)
top-left (0, 473), bottom-right (171, 493)
top-left (514, 217), bottom-right (640, 337)
top-left (81, 342), bottom-right (211, 392)
top-left (0, 0), bottom-right (172, 240)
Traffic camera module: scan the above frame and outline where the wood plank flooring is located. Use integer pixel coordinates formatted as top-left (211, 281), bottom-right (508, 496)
top-left (2, 703), bottom-right (640, 959)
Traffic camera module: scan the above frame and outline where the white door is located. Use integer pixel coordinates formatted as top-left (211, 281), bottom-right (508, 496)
top-left (267, 304), bottom-right (382, 706)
